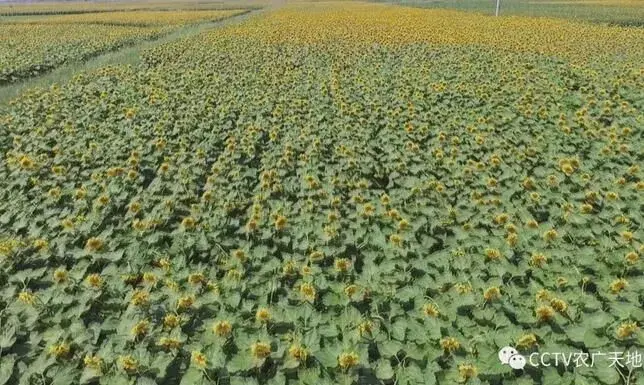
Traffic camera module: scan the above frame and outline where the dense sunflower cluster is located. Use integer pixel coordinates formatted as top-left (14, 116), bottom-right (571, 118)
top-left (13, 10), bottom-right (246, 27)
top-left (222, 3), bottom-right (644, 63)
top-left (0, 2), bottom-right (642, 385)
top-left (0, 23), bottom-right (170, 85)
top-left (0, 10), bottom-right (244, 85)
top-left (387, 0), bottom-right (644, 25)
top-left (0, 2), bottom-right (139, 15)
top-left (0, 1), bottom-right (260, 16)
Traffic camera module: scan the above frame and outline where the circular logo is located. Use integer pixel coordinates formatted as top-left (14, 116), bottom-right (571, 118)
top-left (498, 346), bottom-right (526, 370)
top-left (498, 346), bottom-right (518, 364)
top-left (509, 354), bottom-right (527, 369)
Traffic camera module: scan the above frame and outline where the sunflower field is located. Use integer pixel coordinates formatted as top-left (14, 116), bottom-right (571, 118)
top-left (0, 23), bottom-right (170, 85)
top-left (0, 10), bottom-right (245, 85)
top-left (0, 1), bottom-right (261, 16)
top-left (11, 10), bottom-right (247, 27)
top-left (0, 3), bottom-right (642, 385)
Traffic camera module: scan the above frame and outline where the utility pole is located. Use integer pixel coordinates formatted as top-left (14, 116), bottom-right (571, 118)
top-left (495, 0), bottom-right (501, 16)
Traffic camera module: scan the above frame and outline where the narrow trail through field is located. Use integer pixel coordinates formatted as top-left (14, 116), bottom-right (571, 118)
top-left (0, 9), bottom-right (264, 105)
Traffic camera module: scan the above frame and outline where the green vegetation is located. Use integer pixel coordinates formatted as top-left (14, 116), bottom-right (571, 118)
top-left (0, 10), bottom-right (256, 105)
top-left (377, 0), bottom-right (644, 25)
top-left (0, 2), bottom-right (642, 385)
top-left (0, 10), bottom-right (247, 86)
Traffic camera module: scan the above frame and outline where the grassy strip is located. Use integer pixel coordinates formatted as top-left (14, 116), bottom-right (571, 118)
top-left (0, 9), bottom-right (256, 105)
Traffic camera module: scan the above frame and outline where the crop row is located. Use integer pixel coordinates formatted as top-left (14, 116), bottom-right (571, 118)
top-left (0, 10), bottom-right (245, 85)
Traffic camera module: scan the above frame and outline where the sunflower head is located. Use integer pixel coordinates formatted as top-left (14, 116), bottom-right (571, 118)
top-left (483, 286), bottom-right (501, 302)
top-left (422, 303), bottom-right (440, 318)
top-left (191, 351), bottom-right (207, 367)
top-left (536, 305), bottom-right (555, 322)
top-left (458, 363), bottom-right (478, 382)
top-left (85, 237), bottom-right (104, 252)
top-left (255, 307), bottom-right (271, 323)
top-left (338, 352), bottom-right (359, 369)
top-left (616, 321), bottom-right (639, 339)
top-left (251, 342), bottom-right (272, 359)
top-left (213, 320), bottom-right (233, 337)
top-left (440, 337), bottom-right (460, 353)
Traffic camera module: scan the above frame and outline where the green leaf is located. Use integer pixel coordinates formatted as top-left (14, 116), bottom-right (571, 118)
top-left (542, 367), bottom-right (575, 385)
top-left (0, 326), bottom-right (16, 349)
top-left (391, 320), bottom-right (406, 341)
top-left (179, 368), bottom-right (205, 385)
top-left (0, 355), bottom-right (15, 385)
top-left (99, 374), bottom-right (131, 385)
top-left (375, 359), bottom-right (394, 380)
top-left (230, 377), bottom-right (259, 385)
top-left (49, 366), bottom-right (79, 385)
top-left (315, 347), bottom-right (339, 368)
top-left (79, 368), bottom-right (99, 384)
top-left (227, 353), bottom-right (254, 373)
top-left (477, 352), bottom-right (512, 376)
top-left (593, 360), bottom-right (621, 384)
top-left (267, 372), bottom-right (287, 385)
top-left (283, 357), bottom-right (300, 369)
top-left (421, 362), bottom-right (439, 385)
top-left (379, 340), bottom-right (403, 358)
top-left (136, 377), bottom-right (157, 385)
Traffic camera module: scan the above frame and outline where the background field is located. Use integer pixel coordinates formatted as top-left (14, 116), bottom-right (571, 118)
top-left (0, 0), bottom-right (266, 15)
top-left (376, 0), bottom-right (644, 25)
top-left (5, 9), bottom-right (250, 25)
top-left (0, 9), bottom-right (247, 85)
